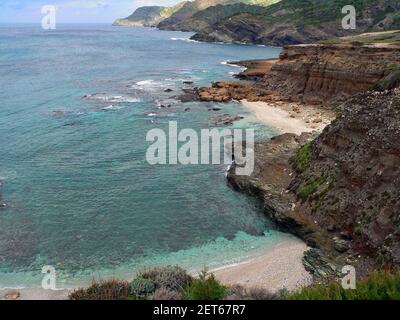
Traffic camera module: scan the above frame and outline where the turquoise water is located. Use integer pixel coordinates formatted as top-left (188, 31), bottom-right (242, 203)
top-left (0, 24), bottom-right (291, 288)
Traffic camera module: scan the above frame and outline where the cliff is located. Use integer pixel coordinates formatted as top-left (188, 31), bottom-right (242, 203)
top-left (197, 43), bottom-right (400, 105)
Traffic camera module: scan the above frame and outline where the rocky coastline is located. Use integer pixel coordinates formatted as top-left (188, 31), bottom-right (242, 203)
top-left (190, 43), bottom-right (400, 281)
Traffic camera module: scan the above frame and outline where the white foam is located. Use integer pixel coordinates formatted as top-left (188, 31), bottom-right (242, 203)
top-left (220, 61), bottom-right (244, 69)
top-left (136, 80), bottom-right (155, 86)
top-left (170, 37), bottom-right (198, 43)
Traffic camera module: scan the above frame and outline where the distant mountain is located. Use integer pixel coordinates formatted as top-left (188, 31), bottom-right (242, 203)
top-left (113, 2), bottom-right (187, 27)
top-left (113, 0), bottom-right (280, 29)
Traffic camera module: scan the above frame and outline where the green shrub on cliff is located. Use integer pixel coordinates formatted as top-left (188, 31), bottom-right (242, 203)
top-left (289, 271), bottom-right (400, 300)
top-left (69, 279), bottom-right (130, 300)
top-left (138, 265), bottom-right (192, 292)
top-left (184, 269), bottom-right (227, 300)
top-left (128, 277), bottom-right (156, 299)
top-left (291, 142), bottom-right (313, 173)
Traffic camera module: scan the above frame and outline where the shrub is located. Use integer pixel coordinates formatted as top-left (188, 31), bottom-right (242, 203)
top-left (246, 287), bottom-right (282, 300)
top-left (129, 277), bottom-right (156, 299)
top-left (69, 279), bottom-right (129, 300)
top-left (183, 269), bottom-right (226, 300)
top-left (150, 287), bottom-right (182, 300)
top-left (139, 265), bottom-right (192, 292)
top-left (289, 271), bottom-right (400, 300)
top-left (224, 285), bottom-right (283, 300)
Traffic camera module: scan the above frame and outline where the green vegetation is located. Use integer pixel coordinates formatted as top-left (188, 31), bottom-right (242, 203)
top-left (319, 30), bottom-right (400, 46)
top-left (128, 277), bottom-right (156, 299)
top-left (291, 142), bottom-right (313, 173)
top-left (69, 279), bottom-right (130, 300)
top-left (290, 271), bottom-right (400, 300)
top-left (253, 0), bottom-right (376, 26)
top-left (138, 265), bottom-right (193, 292)
top-left (297, 176), bottom-right (328, 202)
top-left (68, 268), bottom-right (400, 300)
top-left (183, 269), bottom-right (227, 300)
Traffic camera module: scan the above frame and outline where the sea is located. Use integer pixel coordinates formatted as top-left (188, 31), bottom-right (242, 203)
top-left (0, 23), bottom-right (294, 288)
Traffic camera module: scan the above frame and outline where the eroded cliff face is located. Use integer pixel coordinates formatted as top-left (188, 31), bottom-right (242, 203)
top-left (197, 44), bottom-right (400, 106)
top-left (291, 88), bottom-right (400, 270)
top-left (262, 44), bottom-right (400, 105)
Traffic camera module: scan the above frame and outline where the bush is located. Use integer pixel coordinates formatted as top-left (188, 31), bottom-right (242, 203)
top-left (183, 269), bottom-right (226, 300)
top-left (129, 277), bottom-right (156, 299)
top-left (69, 279), bottom-right (129, 300)
top-left (139, 265), bottom-right (192, 292)
top-left (289, 271), bottom-right (400, 300)
top-left (224, 285), bottom-right (283, 300)
top-left (150, 287), bottom-right (182, 300)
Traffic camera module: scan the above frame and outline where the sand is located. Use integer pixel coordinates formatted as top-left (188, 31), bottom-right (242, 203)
top-left (241, 99), bottom-right (334, 135)
top-left (212, 238), bottom-right (312, 293)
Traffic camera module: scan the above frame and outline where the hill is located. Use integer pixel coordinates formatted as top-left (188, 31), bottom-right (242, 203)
top-left (191, 0), bottom-right (400, 45)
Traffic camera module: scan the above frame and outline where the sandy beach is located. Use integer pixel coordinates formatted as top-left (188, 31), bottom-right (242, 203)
top-left (212, 238), bottom-right (312, 292)
top-left (241, 99), bottom-right (334, 135)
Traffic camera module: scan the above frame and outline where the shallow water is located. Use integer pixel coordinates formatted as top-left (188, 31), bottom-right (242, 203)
top-left (0, 24), bottom-right (291, 288)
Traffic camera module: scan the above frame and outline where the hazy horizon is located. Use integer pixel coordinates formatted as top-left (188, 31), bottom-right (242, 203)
top-left (0, 0), bottom-right (182, 24)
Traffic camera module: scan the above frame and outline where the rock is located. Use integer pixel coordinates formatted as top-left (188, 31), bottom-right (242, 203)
top-left (184, 108), bottom-right (190, 112)
top-left (302, 249), bottom-right (340, 280)
top-left (183, 81), bottom-right (194, 85)
top-left (333, 237), bottom-right (350, 253)
top-left (4, 290), bottom-right (20, 300)
top-left (178, 88), bottom-right (200, 102)
top-left (164, 88), bottom-right (173, 92)
top-left (212, 114), bottom-right (243, 126)
top-left (0, 202), bottom-right (6, 209)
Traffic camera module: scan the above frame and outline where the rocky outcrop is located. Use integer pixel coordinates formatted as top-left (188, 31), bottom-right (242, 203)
top-left (228, 88), bottom-right (400, 278)
top-left (197, 44), bottom-right (400, 106)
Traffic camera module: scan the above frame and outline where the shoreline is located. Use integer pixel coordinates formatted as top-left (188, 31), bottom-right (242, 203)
top-left (211, 238), bottom-right (312, 292)
top-left (0, 236), bottom-right (310, 300)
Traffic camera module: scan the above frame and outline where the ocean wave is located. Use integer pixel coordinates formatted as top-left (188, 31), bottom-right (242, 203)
top-left (146, 112), bottom-right (158, 117)
top-left (84, 94), bottom-right (140, 104)
top-left (220, 61), bottom-right (244, 69)
top-left (101, 105), bottom-right (126, 111)
top-left (135, 80), bottom-right (155, 86)
top-left (170, 37), bottom-right (198, 43)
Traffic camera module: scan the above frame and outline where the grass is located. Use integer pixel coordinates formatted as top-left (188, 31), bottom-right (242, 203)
top-left (319, 30), bottom-right (400, 46)
top-left (289, 271), bottom-right (400, 300)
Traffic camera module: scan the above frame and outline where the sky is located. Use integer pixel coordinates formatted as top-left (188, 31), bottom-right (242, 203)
top-left (0, 0), bottom-right (181, 23)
